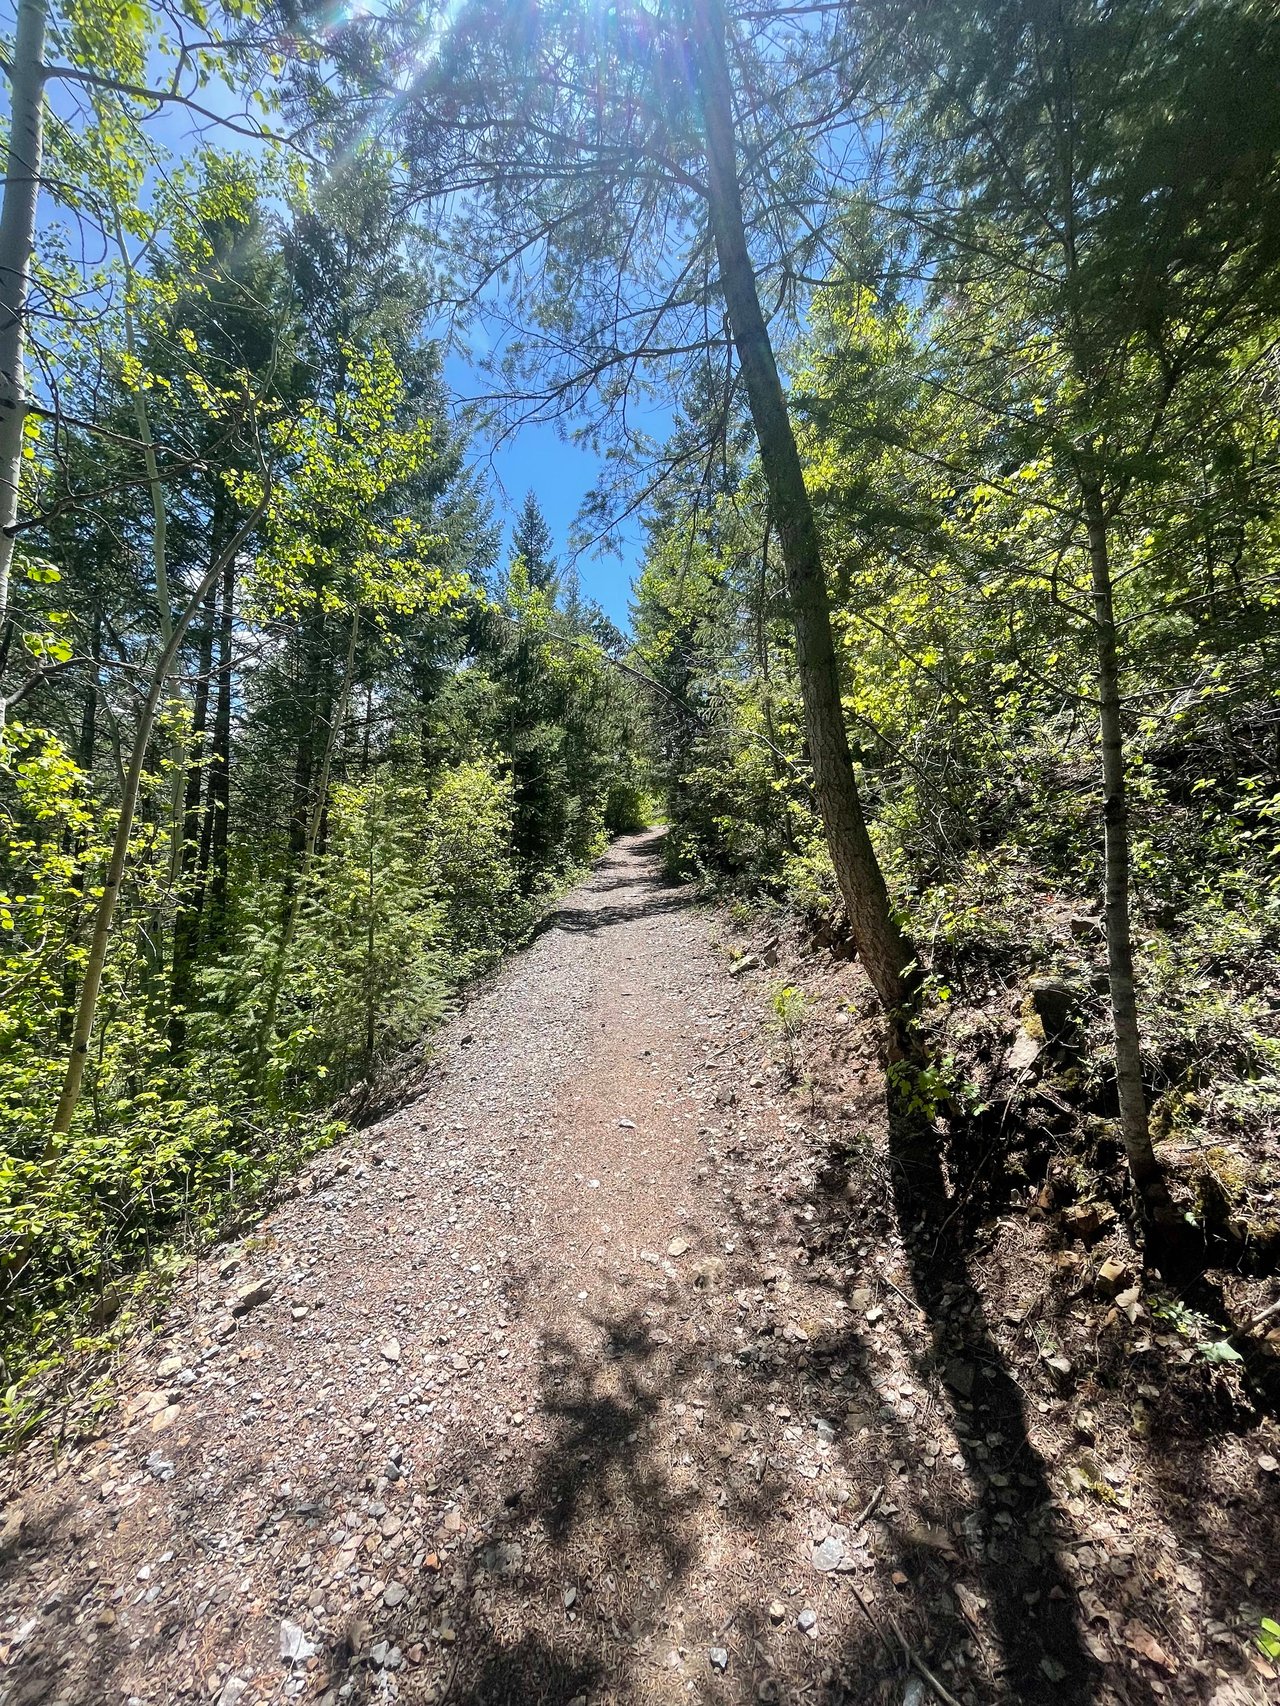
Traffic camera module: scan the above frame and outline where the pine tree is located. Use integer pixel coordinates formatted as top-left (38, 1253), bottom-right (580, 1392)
top-left (510, 491), bottom-right (558, 593)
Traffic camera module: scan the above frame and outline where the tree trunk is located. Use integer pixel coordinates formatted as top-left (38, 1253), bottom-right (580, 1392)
top-left (206, 547), bottom-right (235, 942)
top-left (252, 607), bottom-right (360, 1074)
top-left (47, 496), bottom-right (266, 1149)
top-left (0, 0), bottom-right (48, 723)
top-left (169, 577), bottom-right (218, 1034)
top-left (691, 0), bottom-right (914, 1012)
top-left (1082, 480), bottom-right (1169, 1220)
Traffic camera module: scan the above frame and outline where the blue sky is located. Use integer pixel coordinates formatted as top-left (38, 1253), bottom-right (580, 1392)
top-left (470, 415), bottom-right (644, 630)
top-left (445, 351), bottom-right (654, 632)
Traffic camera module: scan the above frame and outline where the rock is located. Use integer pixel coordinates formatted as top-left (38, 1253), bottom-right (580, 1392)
top-left (811, 1536), bottom-right (844, 1572)
top-left (1061, 1202), bottom-right (1105, 1244)
top-left (797, 1607), bottom-right (818, 1635)
top-left (729, 954), bottom-right (760, 977)
top-left (383, 1582), bottom-right (407, 1607)
top-left (481, 1541), bottom-right (523, 1578)
top-left (0, 1505), bottom-right (26, 1558)
top-left (944, 1359), bottom-right (976, 1398)
top-left (155, 1355), bottom-right (185, 1379)
top-left (231, 1279), bottom-right (275, 1316)
top-left (563, 1585), bottom-right (578, 1609)
top-left (1258, 1454), bottom-right (1278, 1474)
top-left (769, 1600), bottom-right (786, 1624)
top-left (1028, 977), bottom-right (1079, 1039)
top-left (667, 1236), bottom-right (690, 1258)
top-left (380, 1337), bottom-right (402, 1363)
top-left (280, 1619), bottom-right (316, 1664)
top-left (815, 1418), bottom-right (836, 1446)
top-left (902, 1680), bottom-right (928, 1706)
top-left (1007, 1029), bottom-right (1042, 1075)
top-left (1069, 914), bottom-right (1104, 939)
top-left (145, 1452), bottom-right (175, 1481)
top-left (709, 1647), bottom-right (729, 1672)
top-left (217, 1681), bottom-right (249, 1706)
top-left (1095, 1258), bottom-right (1134, 1298)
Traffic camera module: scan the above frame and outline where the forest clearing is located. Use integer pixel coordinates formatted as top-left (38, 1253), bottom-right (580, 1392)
top-left (2, 0), bottom-right (1280, 1699)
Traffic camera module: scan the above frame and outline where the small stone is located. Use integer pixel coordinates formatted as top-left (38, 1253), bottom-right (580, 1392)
top-left (1069, 913), bottom-right (1103, 939)
top-left (481, 1541), bottom-right (523, 1578)
top-left (380, 1337), bottom-right (401, 1364)
top-left (1095, 1258), bottom-right (1133, 1298)
top-left (231, 1279), bottom-right (275, 1316)
top-left (280, 1618), bottom-right (316, 1664)
top-left (667, 1236), bottom-right (690, 1258)
top-left (768, 1600), bottom-right (786, 1624)
top-left (945, 1359), bottom-right (976, 1398)
top-left (1029, 976), bottom-right (1079, 1037)
top-left (797, 1607), bottom-right (818, 1635)
top-left (709, 1647), bottom-right (729, 1672)
top-left (1259, 1454), bottom-right (1278, 1474)
top-left (383, 1582), bottom-right (407, 1608)
top-left (811, 1536), bottom-right (844, 1572)
top-left (563, 1586), bottom-right (578, 1609)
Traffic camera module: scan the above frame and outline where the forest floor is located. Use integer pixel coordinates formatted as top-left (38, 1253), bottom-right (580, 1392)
top-left (1, 831), bottom-right (1277, 1706)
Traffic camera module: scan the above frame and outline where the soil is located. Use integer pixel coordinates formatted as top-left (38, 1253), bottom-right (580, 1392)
top-left (1, 831), bottom-right (1278, 1706)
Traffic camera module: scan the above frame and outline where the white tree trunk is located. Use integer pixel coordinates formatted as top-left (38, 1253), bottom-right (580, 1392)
top-left (0, 0), bottom-right (48, 723)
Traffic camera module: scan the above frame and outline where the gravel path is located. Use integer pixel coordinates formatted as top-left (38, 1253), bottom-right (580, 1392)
top-left (0, 833), bottom-right (908, 1706)
top-left (7, 832), bottom-right (1219, 1706)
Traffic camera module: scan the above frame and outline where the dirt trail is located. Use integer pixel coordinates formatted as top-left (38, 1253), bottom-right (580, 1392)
top-left (0, 834), bottom-right (1271, 1706)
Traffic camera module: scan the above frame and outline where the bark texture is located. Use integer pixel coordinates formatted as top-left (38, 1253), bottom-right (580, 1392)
top-left (1082, 481), bottom-right (1168, 1217)
top-left (691, 0), bottom-right (914, 1012)
top-left (0, 0), bottom-right (48, 714)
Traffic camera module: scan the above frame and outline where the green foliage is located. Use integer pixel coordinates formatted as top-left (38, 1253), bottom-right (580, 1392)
top-left (0, 92), bottom-right (650, 1433)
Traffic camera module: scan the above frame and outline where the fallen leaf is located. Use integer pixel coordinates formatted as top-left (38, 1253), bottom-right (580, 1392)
top-left (1124, 1620), bottom-right (1175, 1671)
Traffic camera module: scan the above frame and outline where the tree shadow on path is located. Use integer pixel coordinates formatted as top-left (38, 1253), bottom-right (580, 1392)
top-left (882, 1099), bottom-right (1131, 1704)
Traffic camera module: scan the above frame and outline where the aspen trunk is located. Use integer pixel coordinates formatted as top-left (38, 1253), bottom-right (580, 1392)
top-left (0, 0), bottom-right (48, 721)
top-left (692, 0), bottom-right (914, 1011)
top-left (1082, 481), bottom-right (1169, 1218)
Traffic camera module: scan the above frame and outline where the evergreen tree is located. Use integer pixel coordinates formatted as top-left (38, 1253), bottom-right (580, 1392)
top-left (509, 491), bottom-right (558, 593)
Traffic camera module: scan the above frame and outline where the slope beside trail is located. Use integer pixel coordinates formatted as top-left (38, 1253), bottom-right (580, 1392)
top-left (0, 832), bottom-right (1259, 1706)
